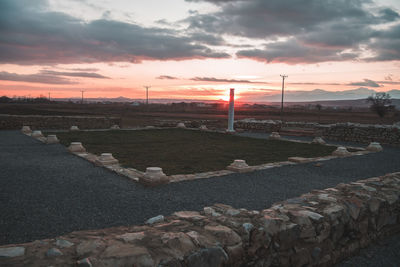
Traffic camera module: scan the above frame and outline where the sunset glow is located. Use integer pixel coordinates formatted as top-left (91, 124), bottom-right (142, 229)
top-left (1, 0), bottom-right (399, 102)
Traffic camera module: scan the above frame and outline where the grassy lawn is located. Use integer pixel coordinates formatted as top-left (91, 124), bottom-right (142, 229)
top-left (48, 129), bottom-right (336, 175)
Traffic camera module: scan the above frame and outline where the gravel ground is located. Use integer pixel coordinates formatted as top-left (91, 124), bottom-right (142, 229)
top-left (1, 130), bottom-right (400, 246)
top-left (336, 232), bottom-right (400, 267)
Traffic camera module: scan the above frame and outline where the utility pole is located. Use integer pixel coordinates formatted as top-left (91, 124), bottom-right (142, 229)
top-left (144, 86), bottom-right (151, 105)
top-left (80, 90), bottom-right (85, 104)
top-left (280, 74), bottom-right (288, 122)
top-left (48, 92), bottom-right (51, 101)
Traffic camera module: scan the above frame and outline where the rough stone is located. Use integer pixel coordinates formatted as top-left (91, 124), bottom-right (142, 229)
top-left (145, 215), bottom-right (164, 225)
top-left (204, 225), bottom-right (241, 246)
top-left (77, 257), bottom-right (93, 267)
top-left (46, 247), bottom-right (63, 257)
top-left (55, 238), bottom-right (74, 248)
top-left (186, 247), bottom-right (228, 267)
top-left (76, 240), bottom-right (103, 257)
top-left (173, 211), bottom-right (205, 221)
top-left (0, 246), bottom-right (25, 257)
top-left (117, 232), bottom-right (145, 243)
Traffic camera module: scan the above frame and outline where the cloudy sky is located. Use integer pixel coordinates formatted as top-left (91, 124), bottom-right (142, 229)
top-left (0, 0), bottom-right (399, 101)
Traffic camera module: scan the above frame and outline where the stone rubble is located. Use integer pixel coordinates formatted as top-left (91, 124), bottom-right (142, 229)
top-left (1, 172), bottom-right (399, 266)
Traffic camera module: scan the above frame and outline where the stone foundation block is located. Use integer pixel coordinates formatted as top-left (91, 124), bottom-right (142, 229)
top-left (95, 153), bottom-right (119, 166)
top-left (227, 159), bottom-right (252, 172)
top-left (311, 137), bottom-right (326, 145)
top-left (366, 142), bottom-right (383, 152)
top-left (46, 135), bottom-right (59, 144)
top-left (70, 125), bottom-right (80, 131)
top-left (68, 142), bottom-right (86, 153)
top-left (139, 167), bottom-right (168, 186)
top-left (21, 126), bottom-right (32, 135)
top-left (269, 132), bottom-right (281, 140)
top-left (332, 146), bottom-right (350, 157)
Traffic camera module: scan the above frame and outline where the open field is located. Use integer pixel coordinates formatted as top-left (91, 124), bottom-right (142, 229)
top-left (1, 102), bottom-right (399, 128)
top-left (47, 128), bottom-right (337, 175)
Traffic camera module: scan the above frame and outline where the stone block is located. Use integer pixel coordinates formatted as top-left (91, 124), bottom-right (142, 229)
top-left (70, 125), bottom-right (80, 131)
top-left (139, 167), bottom-right (168, 186)
top-left (366, 142), bottom-right (383, 152)
top-left (46, 134), bottom-right (59, 144)
top-left (21, 125), bottom-right (32, 134)
top-left (332, 146), bottom-right (350, 157)
top-left (227, 159), bottom-right (252, 172)
top-left (311, 137), bottom-right (326, 145)
top-left (68, 142), bottom-right (86, 153)
top-left (31, 130), bottom-right (44, 138)
top-left (269, 132), bottom-right (281, 140)
top-left (176, 122), bottom-right (186, 128)
top-left (95, 153), bottom-right (119, 166)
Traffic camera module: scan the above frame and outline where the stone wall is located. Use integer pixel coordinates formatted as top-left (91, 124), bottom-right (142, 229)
top-left (235, 119), bottom-right (400, 145)
top-left (1, 172), bottom-right (399, 266)
top-left (0, 114), bottom-right (121, 130)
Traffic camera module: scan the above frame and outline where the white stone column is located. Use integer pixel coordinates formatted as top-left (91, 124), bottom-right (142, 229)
top-left (227, 88), bottom-right (235, 132)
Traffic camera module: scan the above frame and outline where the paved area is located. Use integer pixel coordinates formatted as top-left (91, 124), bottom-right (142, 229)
top-left (1, 130), bottom-right (400, 246)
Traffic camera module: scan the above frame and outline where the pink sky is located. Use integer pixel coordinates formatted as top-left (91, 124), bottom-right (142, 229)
top-left (0, 0), bottom-right (400, 101)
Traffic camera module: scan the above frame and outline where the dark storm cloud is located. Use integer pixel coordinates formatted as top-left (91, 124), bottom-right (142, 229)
top-left (348, 79), bottom-right (381, 87)
top-left (0, 71), bottom-right (75, 84)
top-left (185, 0), bottom-right (400, 63)
top-left (236, 38), bottom-right (359, 64)
top-left (40, 70), bottom-right (110, 79)
top-left (0, 0), bottom-right (230, 65)
top-left (190, 77), bottom-right (264, 84)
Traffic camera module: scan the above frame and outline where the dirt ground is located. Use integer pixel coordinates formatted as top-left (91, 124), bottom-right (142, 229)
top-left (0, 102), bottom-right (399, 128)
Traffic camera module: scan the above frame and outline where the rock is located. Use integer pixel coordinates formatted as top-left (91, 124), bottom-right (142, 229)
top-left (269, 132), bottom-right (281, 140)
top-left (323, 204), bottom-right (344, 221)
top-left (199, 125), bottom-right (208, 130)
top-left (204, 207), bottom-right (221, 217)
top-left (332, 146), bottom-right (351, 156)
top-left (70, 125), bottom-right (80, 131)
top-left (311, 247), bottom-right (322, 260)
top-left (77, 258), bottom-right (93, 267)
top-left (145, 215), bottom-right (164, 225)
top-left (344, 198), bottom-right (363, 220)
top-left (55, 238), bottom-right (74, 248)
top-left (110, 124), bottom-right (120, 130)
top-left (177, 122), bottom-right (186, 128)
top-left (95, 153), bottom-right (119, 166)
top-left (366, 142), bottom-right (383, 152)
top-left (173, 211), bottom-right (205, 221)
top-left (262, 215), bottom-right (283, 235)
top-left (227, 159), bottom-right (252, 172)
top-left (21, 125), bottom-right (32, 134)
top-left (46, 247), bottom-right (63, 257)
top-left (242, 223), bottom-right (254, 233)
top-left (186, 247), bottom-right (228, 267)
top-left (311, 137), bottom-right (326, 145)
top-left (288, 157), bottom-right (311, 163)
top-left (139, 167), bottom-right (168, 186)
top-left (297, 210), bottom-right (324, 222)
top-left (0, 246), bottom-right (25, 257)
top-left (68, 142), bottom-right (86, 153)
top-left (117, 232), bottom-right (145, 242)
top-left (31, 130), bottom-right (44, 138)
top-left (46, 134), bottom-right (59, 144)
top-left (318, 194), bottom-right (337, 202)
top-left (76, 240), bottom-right (103, 257)
top-left (204, 225), bottom-right (241, 246)
top-left (226, 208), bottom-right (240, 216)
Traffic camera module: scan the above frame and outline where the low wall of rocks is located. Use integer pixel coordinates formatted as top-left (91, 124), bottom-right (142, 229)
top-left (235, 119), bottom-right (400, 145)
top-left (0, 114), bottom-right (121, 130)
top-left (1, 172), bottom-right (399, 266)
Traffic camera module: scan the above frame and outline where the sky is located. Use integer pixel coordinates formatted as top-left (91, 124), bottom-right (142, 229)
top-left (0, 0), bottom-right (400, 102)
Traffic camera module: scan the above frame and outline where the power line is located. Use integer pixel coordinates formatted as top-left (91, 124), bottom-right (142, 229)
top-left (280, 74), bottom-right (288, 122)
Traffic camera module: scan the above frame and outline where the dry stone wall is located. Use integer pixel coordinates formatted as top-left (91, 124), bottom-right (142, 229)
top-left (235, 119), bottom-right (400, 145)
top-left (1, 172), bottom-right (399, 266)
top-left (0, 114), bottom-right (121, 130)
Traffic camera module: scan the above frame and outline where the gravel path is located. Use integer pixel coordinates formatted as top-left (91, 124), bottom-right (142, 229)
top-left (1, 130), bottom-right (400, 246)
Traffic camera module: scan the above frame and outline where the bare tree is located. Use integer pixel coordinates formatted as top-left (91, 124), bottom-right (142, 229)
top-left (366, 92), bottom-right (392, 118)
